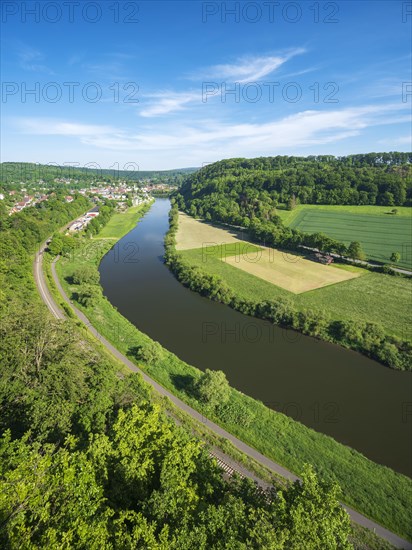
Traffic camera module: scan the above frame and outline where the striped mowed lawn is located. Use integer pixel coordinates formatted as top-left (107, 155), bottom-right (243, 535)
top-left (289, 209), bottom-right (412, 270)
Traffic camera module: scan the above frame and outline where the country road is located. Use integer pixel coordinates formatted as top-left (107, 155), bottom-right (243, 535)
top-left (34, 239), bottom-right (412, 550)
top-left (33, 241), bottom-right (65, 320)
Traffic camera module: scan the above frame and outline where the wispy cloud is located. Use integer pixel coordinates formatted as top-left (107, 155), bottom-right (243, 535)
top-left (189, 49), bottom-right (306, 82)
top-left (18, 47), bottom-right (53, 74)
top-left (14, 118), bottom-right (116, 136)
top-left (140, 91), bottom-right (200, 117)
top-left (13, 102), bottom-right (409, 157)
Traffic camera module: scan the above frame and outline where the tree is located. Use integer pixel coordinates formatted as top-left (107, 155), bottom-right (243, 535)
top-left (133, 340), bottom-right (164, 365)
top-left (48, 234), bottom-right (63, 255)
top-left (287, 194), bottom-right (297, 211)
top-left (194, 369), bottom-right (230, 409)
top-left (347, 241), bottom-right (366, 261)
top-left (390, 252), bottom-right (401, 264)
top-left (72, 265), bottom-right (100, 285)
top-left (284, 464), bottom-right (352, 549)
top-left (77, 284), bottom-right (101, 306)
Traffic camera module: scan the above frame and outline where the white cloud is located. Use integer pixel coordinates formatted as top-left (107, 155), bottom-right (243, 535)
top-left (140, 91), bottom-right (200, 117)
top-left (11, 102), bottom-right (410, 168)
top-left (18, 47), bottom-right (53, 74)
top-left (190, 49), bottom-right (306, 83)
top-left (14, 118), bottom-right (116, 136)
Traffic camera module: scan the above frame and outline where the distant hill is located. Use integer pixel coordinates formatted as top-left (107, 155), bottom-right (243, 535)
top-left (176, 153), bottom-right (412, 224)
top-left (0, 162), bottom-right (199, 185)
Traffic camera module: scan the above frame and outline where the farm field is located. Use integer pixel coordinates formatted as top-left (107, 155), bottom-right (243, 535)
top-left (175, 216), bottom-right (360, 293)
top-left (276, 204), bottom-right (412, 225)
top-left (285, 207), bottom-right (412, 270)
top-left (176, 212), bottom-right (411, 341)
top-left (222, 245), bottom-right (359, 293)
top-left (175, 212), bottom-right (246, 250)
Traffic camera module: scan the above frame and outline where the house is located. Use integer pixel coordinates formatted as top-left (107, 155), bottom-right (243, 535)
top-left (65, 195), bottom-right (74, 203)
top-left (86, 206), bottom-right (100, 218)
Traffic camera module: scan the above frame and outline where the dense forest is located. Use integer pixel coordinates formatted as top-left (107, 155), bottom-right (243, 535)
top-left (0, 193), bottom-right (358, 546)
top-left (0, 162), bottom-right (197, 187)
top-left (175, 153), bottom-right (412, 267)
top-left (176, 154), bottom-right (412, 225)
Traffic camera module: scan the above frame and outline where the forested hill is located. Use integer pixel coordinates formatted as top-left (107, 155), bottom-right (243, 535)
top-left (0, 162), bottom-right (198, 185)
top-left (176, 154), bottom-right (411, 222)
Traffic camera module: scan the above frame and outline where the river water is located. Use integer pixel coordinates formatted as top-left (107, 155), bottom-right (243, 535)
top-left (99, 199), bottom-right (412, 476)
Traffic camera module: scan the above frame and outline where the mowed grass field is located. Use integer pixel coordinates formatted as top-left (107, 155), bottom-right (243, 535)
top-left (175, 214), bottom-right (359, 292)
top-left (175, 212), bottom-right (245, 250)
top-left (97, 203), bottom-right (153, 239)
top-left (222, 246), bottom-right (359, 293)
top-left (176, 215), bottom-right (411, 341)
top-left (286, 207), bottom-right (412, 270)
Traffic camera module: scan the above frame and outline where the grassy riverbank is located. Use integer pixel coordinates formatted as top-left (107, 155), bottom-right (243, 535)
top-left (181, 245), bottom-right (411, 341)
top-left (51, 202), bottom-right (412, 541)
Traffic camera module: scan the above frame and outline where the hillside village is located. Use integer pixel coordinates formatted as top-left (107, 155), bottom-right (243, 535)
top-left (1, 179), bottom-right (175, 216)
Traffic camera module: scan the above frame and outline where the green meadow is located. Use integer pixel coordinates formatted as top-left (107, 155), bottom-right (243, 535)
top-left (280, 206), bottom-right (412, 270)
top-left (181, 244), bottom-right (412, 341)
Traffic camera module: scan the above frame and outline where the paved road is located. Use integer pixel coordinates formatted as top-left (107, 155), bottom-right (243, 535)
top-left (34, 243), bottom-right (412, 549)
top-left (33, 241), bottom-right (65, 320)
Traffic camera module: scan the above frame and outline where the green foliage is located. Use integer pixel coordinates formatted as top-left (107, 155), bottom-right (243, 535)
top-left (72, 264), bottom-right (100, 285)
top-left (48, 234), bottom-right (64, 255)
top-left (56, 205), bottom-right (412, 539)
top-left (182, 244), bottom-right (411, 342)
top-left (194, 369), bottom-right (231, 410)
top-left (216, 400), bottom-right (255, 427)
top-left (175, 156), bottom-right (412, 271)
top-left (390, 251), bottom-right (401, 263)
top-left (0, 416), bottom-right (355, 549)
top-left (177, 155), bottom-right (411, 217)
top-left (0, 194), bottom-right (380, 548)
top-left (347, 241), bottom-right (366, 261)
top-left (132, 340), bottom-right (165, 365)
top-left (284, 464), bottom-right (352, 549)
top-left (165, 205), bottom-right (411, 370)
top-left (85, 203), bottom-right (115, 236)
top-left (77, 283), bottom-right (102, 306)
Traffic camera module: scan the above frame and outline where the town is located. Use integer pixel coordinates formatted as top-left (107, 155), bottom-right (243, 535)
top-left (0, 179), bottom-right (177, 216)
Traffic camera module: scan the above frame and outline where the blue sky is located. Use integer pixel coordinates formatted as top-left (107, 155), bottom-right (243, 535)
top-left (1, 0), bottom-right (411, 170)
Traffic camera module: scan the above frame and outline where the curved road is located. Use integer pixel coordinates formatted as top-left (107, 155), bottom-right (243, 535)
top-left (34, 240), bottom-right (412, 550)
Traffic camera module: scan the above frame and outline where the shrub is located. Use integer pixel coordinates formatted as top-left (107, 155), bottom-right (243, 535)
top-left (72, 265), bottom-right (100, 285)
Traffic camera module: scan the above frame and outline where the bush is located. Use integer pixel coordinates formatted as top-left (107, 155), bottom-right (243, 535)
top-left (133, 341), bottom-right (164, 365)
top-left (194, 369), bottom-right (230, 410)
top-left (72, 265), bottom-right (100, 285)
top-left (76, 284), bottom-right (102, 307)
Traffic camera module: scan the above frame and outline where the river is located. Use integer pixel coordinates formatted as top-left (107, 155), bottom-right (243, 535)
top-left (99, 198), bottom-right (412, 477)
